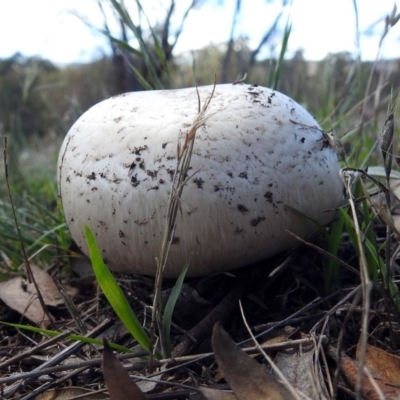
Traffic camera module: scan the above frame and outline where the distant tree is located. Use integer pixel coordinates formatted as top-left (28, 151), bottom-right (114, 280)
top-left (83, 0), bottom-right (290, 91)
top-left (220, 0), bottom-right (288, 83)
top-left (0, 53), bottom-right (58, 138)
top-left (95, 0), bottom-right (198, 92)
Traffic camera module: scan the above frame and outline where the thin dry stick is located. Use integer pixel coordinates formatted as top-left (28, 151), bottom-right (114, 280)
top-left (18, 365), bottom-right (90, 400)
top-left (150, 82), bottom-right (217, 357)
top-left (0, 330), bottom-right (72, 370)
top-left (363, 367), bottom-right (386, 400)
top-left (2, 318), bottom-right (113, 398)
top-left (317, 328), bottom-right (333, 398)
top-left (286, 231), bottom-right (358, 275)
top-left (0, 337), bottom-right (322, 386)
top-left (19, 369), bottom-right (198, 400)
top-left (53, 278), bottom-right (86, 335)
top-left (247, 295), bottom-right (328, 344)
top-left (330, 288), bottom-right (362, 399)
top-left (340, 169), bottom-right (372, 400)
top-left (3, 136), bottom-right (55, 329)
top-left (312, 314), bottom-right (335, 399)
top-left (239, 301), bottom-right (308, 400)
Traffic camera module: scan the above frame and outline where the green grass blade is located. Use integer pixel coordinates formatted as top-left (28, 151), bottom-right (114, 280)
top-left (108, 36), bottom-right (143, 57)
top-left (129, 64), bottom-right (154, 91)
top-left (109, 0), bottom-right (164, 89)
top-left (339, 207), bottom-right (358, 250)
top-left (339, 207), bottom-right (384, 278)
top-left (284, 204), bottom-right (329, 241)
top-left (133, 0), bottom-right (170, 76)
top-left (325, 213), bottom-right (345, 292)
top-left (272, 20), bottom-right (292, 90)
top-left (1, 321), bottom-right (132, 352)
top-left (84, 225), bottom-right (153, 354)
top-left (161, 260), bottom-right (189, 357)
top-left (28, 223), bottom-right (67, 251)
top-left (366, 166), bottom-right (400, 180)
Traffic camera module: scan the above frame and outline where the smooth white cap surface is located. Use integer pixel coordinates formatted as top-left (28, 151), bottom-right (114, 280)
top-left (58, 84), bottom-right (343, 277)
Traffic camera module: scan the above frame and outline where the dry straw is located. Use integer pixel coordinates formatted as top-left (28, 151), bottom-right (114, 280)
top-left (150, 82), bottom-right (217, 357)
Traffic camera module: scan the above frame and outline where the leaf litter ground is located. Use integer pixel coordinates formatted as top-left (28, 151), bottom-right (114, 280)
top-left (2, 222), bottom-right (400, 400)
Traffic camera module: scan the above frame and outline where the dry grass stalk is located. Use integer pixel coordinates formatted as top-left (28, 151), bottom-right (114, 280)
top-left (239, 302), bottom-right (306, 400)
top-left (3, 136), bottom-right (55, 329)
top-left (340, 169), bottom-right (373, 400)
top-left (379, 94), bottom-right (399, 292)
top-left (361, 5), bottom-right (400, 127)
top-left (150, 82), bottom-right (217, 357)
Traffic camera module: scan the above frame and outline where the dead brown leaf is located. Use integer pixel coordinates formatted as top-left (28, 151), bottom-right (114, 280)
top-left (34, 387), bottom-right (107, 399)
top-left (357, 342), bottom-right (400, 385)
top-left (199, 387), bottom-right (238, 400)
top-left (329, 345), bottom-right (400, 400)
top-left (260, 327), bottom-right (297, 347)
top-left (0, 265), bottom-right (63, 327)
top-left (273, 342), bottom-right (329, 399)
top-left (212, 322), bottom-right (293, 400)
top-left (102, 338), bottom-right (147, 400)
top-left (136, 363), bottom-right (167, 393)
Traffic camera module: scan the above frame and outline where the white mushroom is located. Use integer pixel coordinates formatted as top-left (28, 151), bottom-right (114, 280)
top-left (57, 84), bottom-right (343, 278)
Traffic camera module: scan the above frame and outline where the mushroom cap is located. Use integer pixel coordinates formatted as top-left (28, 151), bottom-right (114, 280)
top-left (58, 84), bottom-right (343, 277)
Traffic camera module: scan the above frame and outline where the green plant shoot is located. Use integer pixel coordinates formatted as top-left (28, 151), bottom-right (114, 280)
top-left (84, 225), bottom-right (154, 355)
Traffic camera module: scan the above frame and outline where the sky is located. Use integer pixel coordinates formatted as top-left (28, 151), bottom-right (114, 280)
top-left (1, 0), bottom-right (399, 65)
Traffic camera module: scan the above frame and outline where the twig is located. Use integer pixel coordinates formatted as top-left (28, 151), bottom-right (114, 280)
top-left (330, 288), bottom-right (362, 399)
top-left (0, 335), bottom-right (326, 386)
top-left (241, 295), bottom-right (328, 346)
top-left (239, 301), bottom-right (307, 400)
top-left (340, 169), bottom-right (372, 400)
top-left (0, 330), bottom-right (71, 370)
top-left (3, 136), bottom-right (55, 329)
top-left (286, 230), bottom-right (359, 275)
top-left (2, 318), bottom-right (113, 398)
top-left (18, 366), bottom-right (89, 400)
top-left (310, 286), bottom-right (360, 333)
top-left (171, 278), bottom-right (248, 357)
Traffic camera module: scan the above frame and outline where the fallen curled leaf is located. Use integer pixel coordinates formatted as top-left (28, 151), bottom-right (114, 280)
top-left (273, 341), bottom-right (329, 399)
top-left (34, 387), bottom-right (107, 399)
top-left (211, 322), bottom-right (293, 400)
top-left (0, 265), bottom-right (63, 327)
top-left (199, 387), bottom-right (237, 400)
top-left (357, 342), bottom-right (400, 385)
top-left (137, 363), bottom-right (167, 393)
top-left (102, 339), bottom-right (147, 400)
top-left (328, 345), bottom-right (400, 400)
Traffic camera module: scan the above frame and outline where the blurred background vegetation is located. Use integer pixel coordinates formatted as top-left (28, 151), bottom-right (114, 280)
top-left (0, 0), bottom-right (399, 271)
